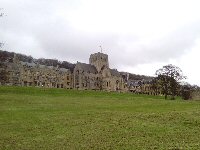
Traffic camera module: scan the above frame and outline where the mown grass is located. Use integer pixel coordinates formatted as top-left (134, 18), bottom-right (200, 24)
top-left (0, 86), bottom-right (200, 149)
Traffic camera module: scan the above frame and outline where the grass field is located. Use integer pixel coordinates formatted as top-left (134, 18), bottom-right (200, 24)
top-left (0, 86), bottom-right (200, 149)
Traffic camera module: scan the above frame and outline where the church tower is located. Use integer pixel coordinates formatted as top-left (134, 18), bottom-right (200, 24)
top-left (89, 52), bottom-right (109, 73)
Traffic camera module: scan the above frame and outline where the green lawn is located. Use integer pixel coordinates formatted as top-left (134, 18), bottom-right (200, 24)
top-left (0, 86), bottom-right (200, 149)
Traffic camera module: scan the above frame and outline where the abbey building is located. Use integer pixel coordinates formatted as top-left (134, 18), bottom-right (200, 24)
top-left (2, 52), bottom-right (127, 92)
top-left (74, 52), bottom-right (126, 91)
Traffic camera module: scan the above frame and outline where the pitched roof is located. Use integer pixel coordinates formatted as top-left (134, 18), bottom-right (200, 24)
top-left (128, 80), bottom-right (141, 86)
top-left (20, 61), bottom-right (36, 67)
top-left (47, 66), bottom-right (54, 69)
top-left (77, 62), bottom-right (97, 74)
top-left (59, 68), bottom-right (69, 72)
top-left (110, 69), bottom-right (121, 77)
top-left (39, 64), bottom-right (46, 69)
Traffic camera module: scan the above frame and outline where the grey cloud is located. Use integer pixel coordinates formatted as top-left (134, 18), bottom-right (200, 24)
top-left (109, 20), bottom-right (200, 69)
top-left (1, 0), bottom-right (200, 71)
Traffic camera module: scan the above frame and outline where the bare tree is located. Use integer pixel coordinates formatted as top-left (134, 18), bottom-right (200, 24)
top-left (156, 64), bottom-right (186, 100)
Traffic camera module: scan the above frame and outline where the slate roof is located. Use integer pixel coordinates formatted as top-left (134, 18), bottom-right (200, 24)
top-left (59, 68), bottom-right (69, 72)
top-left (38, 65), bottom-right (46, 69)
top-left (47, 66), bottom-right (54, 69)
top-left (110, 69), bottom-right (121, 77)
top-left (143, 79), bottom-right (153, 84)
top-left (127, 79), bottom-right (153, 86)
top-left (127, 80), bottom-right (141, 86)
top-left (20, 61), bottom-right (36, 67)
top-left (20, 61), bottom-right (71, 73)
top-left (77, 62), bottom-right (97, 74)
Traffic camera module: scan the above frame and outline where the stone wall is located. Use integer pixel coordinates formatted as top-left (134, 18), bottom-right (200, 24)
top-left (2, 60), bottom-right (73, 89)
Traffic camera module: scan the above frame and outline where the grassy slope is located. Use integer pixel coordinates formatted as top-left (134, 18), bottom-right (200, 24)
top-left (0, 86), bottom-right (200, 149)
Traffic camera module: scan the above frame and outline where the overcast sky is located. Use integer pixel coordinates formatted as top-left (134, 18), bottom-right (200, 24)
top-left (1, 0), bottom-right (200, 85)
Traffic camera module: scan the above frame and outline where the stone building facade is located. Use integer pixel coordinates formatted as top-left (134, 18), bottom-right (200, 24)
top-left (2, 53), bottom-right (73, 89)
top-left (1, 51), bottom-right (162, 94)
top-left (20, 62), bottom-right (72, 89)
top-left (74, 52), bottom-right (126, 91)
top-left (1, 52), bottom-right (127, 92)
top-left (128, 79), bottom-right (162, 95)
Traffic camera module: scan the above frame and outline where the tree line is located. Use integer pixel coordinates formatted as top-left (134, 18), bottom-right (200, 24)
top-left (0, 50), bottom-right (75, 71)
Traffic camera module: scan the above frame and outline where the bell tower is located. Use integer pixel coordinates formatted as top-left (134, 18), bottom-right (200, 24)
top-left (89, 52), bottom-right (109, 73)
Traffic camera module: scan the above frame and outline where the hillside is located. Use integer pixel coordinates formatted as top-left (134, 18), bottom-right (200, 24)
top-left (0, 50), bottom-right (75, 72)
